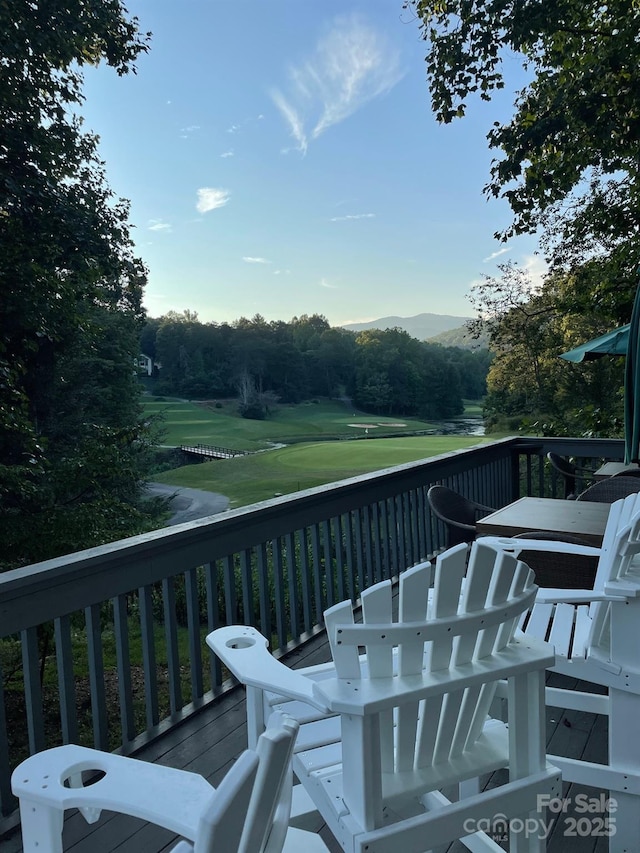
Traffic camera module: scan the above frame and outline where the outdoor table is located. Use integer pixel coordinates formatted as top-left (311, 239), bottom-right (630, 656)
top-left (593, 461), bottom-right (640, 480)
top-left (476, 496), bottom-right (610, 547)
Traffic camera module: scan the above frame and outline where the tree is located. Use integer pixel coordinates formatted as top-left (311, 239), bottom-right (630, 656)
top-left (406, 0), bottom-right (640, 293)
top-left (354, 328), bottom-right (464, 418)
top-left (0, 2), bottom-right (159, 569)
top-left (471, 263), bottom-right (625, 434)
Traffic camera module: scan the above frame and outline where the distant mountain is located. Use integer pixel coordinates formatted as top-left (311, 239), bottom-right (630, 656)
top-left (428, 323), bottom-right (489, 349)
top-left (340, 312), bottom-right (474, 342)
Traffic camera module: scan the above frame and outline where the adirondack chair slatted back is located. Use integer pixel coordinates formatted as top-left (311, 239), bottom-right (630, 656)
top-left (512, 494), bottom-right (640, 657)
top-left (576, 494), bottom-right (640, 652)
top-left (325, 542), bottom-right (537, 774)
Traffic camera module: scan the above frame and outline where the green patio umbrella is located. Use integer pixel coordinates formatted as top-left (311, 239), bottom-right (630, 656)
top-left (560, 325), bottom-right (630, 362)
top-left (624, 286), bottom-right (640, 464)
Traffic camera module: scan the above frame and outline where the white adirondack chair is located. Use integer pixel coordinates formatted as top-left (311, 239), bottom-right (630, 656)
top-left (11, 711), bottom-right (326, 853)
top-left (209, 541), bottom-right (561, 853)
top-left (481, 491), bottom-right (640, 851)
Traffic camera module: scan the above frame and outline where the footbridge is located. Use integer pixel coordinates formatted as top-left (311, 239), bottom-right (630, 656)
top-left (180, 443), bottom-right (249, 459)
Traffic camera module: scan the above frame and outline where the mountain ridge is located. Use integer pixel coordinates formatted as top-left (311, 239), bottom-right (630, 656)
top-left (340, 312), bottom-right (474, 342)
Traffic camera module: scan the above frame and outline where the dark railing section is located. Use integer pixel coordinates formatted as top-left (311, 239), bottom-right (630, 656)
top-left (0, 435), bottom-right (625, 828)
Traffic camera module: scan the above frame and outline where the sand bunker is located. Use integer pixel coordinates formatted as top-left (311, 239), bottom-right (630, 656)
top-left (378, 422), bottom-right (407, 427)
top-left (347, 423), bottom-right (379, 428)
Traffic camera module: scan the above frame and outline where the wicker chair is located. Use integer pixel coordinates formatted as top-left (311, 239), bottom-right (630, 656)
top-left (511, 531), bottom-right (599, 588)
top-left (427, 484), bottom-right (495, 548)
top-left (546, 451), bottom-right (596, 498)
top-left (577, 475), bottom-right (640, 502)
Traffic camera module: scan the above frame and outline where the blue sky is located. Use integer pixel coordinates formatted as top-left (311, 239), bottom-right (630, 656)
top-left (81, 1), bottom-right (542, 326)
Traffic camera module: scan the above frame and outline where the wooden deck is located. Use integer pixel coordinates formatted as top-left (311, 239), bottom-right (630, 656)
top-left (0, 627), bottom-right (613, 853)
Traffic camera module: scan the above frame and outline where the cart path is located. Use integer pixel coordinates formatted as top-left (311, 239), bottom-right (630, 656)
top-left (146, 482), bottom-right (229, 526)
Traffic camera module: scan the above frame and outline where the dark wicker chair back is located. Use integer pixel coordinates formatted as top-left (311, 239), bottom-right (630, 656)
top-left (546, 451), bottom-right (595, 499)
top-left (577, 475), bottom-right (640, 503)
top-left (427, 485), bottom-right (495, 548)
top-left (512, 531), bottom-right (598, 589)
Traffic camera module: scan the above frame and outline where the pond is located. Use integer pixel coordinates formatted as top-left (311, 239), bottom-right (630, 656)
top-left (430, 417), bottom-right (485, 437)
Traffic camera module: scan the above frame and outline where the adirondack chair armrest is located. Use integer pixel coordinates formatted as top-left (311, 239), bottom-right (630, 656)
top-left (534, 588), bottom-right (627, 604)
top-left (11, 744), bottom-right (215, 838)
top-left (206, 627), bottom-right (330, 713)
top-left (478, 536), bottom-right (601, 558)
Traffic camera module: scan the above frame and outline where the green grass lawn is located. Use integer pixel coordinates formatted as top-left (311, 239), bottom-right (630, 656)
top-left (144, 398), bottom-right (443, 450)
top-left (462, 399), bottom-right (484, 416)
top-left (144, 398), bottom-right (484, 450)
top-left (153, 434), bottom-right (487, 508)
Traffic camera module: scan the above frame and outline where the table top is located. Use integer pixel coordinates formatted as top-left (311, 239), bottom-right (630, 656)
top-left (593, 461), bottom-right (640, 480)
top-left (476, 496), bottom-right (610, 547)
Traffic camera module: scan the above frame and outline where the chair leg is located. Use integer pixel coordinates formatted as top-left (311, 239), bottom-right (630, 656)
top-left (459, 778), bottom-right (480, 798)
top-left (608, 689), bottom-right (640, 851)
top-left (19, 800), bottom-right (64, 853)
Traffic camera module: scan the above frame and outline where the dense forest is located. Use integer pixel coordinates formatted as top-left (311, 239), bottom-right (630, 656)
top-left (141, 312), bottom-right (492, 420)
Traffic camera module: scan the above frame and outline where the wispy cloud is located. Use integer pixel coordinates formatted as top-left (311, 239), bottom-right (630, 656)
top-left (227, 115), bottom-right (264, 135)
top-left (320, 277), bottom-right (337, 289)
top-left (179, 124), bottom-right (200, 139)
top-left (242, 256), bottom-right (271, 264)
top-left (483, 246), bottom-right (511, 262)
top-left (220, 150), bottom-right (234, 158)
top-left (330, 213), bottom-right (376, 222)
top-left (147, 219), bottom-right (172, 232)
top-left (272, 14), bottom-right (403, 154)
top-left (271, 89), bottom-right (307, 152)
top-left (273, 269), bottom-right (291, 275)
top-left (196, 187), bottom-right (230, 213)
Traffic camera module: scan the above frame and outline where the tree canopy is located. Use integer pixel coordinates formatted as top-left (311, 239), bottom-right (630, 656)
top-left (471, 262), bottom-right (625, 436)
top-left (407, 0), bottom-right (640, 294)
top-left (0, 2), bottom-right (160, 569)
